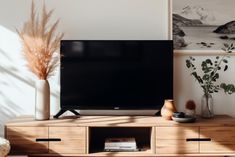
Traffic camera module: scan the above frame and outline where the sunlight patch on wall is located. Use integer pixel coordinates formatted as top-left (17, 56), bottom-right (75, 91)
top-left (0, 25), bottom-right (22, 65)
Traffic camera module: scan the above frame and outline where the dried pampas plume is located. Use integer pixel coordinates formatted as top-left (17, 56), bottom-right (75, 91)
top-left (17, 0), bottom-right (64, 80)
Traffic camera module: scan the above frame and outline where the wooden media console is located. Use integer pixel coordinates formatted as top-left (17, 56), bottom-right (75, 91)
top-left (5, 115), bottom-right (235, 157)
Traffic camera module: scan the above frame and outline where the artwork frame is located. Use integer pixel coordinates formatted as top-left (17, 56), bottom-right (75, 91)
top-left (170, 0), bottom-right (235, 55)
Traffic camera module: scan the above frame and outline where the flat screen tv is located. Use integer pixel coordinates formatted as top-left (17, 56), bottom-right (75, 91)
top-left (55, 40), bottom-right (173, 118)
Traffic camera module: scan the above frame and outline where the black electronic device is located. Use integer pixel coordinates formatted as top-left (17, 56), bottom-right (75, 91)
top-left (54, 40), bottom-right (173, 118)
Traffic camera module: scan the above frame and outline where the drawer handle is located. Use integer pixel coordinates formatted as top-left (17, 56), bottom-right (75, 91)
top-left (186, 138), bottom-right (211, 142)
top-left (36, 138), bottom-right (61, 142)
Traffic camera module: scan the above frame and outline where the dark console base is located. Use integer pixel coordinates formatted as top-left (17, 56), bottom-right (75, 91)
top-left (53, 109), bottom-right (80, 119)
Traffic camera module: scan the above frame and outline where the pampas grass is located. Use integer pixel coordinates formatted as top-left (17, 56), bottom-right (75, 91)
top-left (17, 1), bottom-right (64, 80)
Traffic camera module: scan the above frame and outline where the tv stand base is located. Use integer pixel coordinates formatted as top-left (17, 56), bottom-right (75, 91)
top-left (53, 109), bottom-right (80, 119)
top-left (79, 109), bottom-right (160, 116)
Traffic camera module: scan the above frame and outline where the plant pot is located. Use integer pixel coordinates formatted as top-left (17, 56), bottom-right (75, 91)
top-left (201, 93), bottom-right (214, 118)
top-left (35, 80), bottom-right (50, 120)
top-left (161, 100), bottom-right (177, 120)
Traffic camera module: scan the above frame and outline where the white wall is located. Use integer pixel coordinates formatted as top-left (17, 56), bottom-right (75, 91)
top-left (0, 0), bottom-right (235, 139)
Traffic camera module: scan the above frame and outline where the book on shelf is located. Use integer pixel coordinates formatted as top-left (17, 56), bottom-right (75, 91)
top-left (104, 137), bottom-right (137, 151)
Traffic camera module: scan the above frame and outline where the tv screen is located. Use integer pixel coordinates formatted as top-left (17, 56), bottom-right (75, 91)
top-left (60, 40), bottom-right (173, 110)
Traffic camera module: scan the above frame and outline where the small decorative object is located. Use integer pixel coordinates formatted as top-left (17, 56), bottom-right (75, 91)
top-left (35, 80), bottom-right (50, 120)
top-left (173, 112), bottom-right (185, 118)
top-left (104, 138), bottom-right (137, 152)
top-left (185, 100), bottom-right (196, 116)
top-left (161, 99), bottom-right (177, 120)
top-left (172, 112), bottom-right (196, 123)
top-left (201, 93), bottom-right (213, 118)
top-left (186, 43), bottom-right (235, 118)
top-left (0, 137), bottom-right (10, 157)
top-left (17, 1), bottom-right (64, 120)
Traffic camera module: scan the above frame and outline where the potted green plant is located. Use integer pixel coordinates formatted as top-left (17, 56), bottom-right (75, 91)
top-left (186, 43), bottom-right (235, 118)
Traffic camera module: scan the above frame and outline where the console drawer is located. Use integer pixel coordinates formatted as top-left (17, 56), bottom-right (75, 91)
top-left (156, 127), bottom-right (199, 140)
top-left (7, 127), bottom-right (49, 155)
top-left (156, 139), bottom-right (199, 154)
top-left (49, 127), bottom-right (86, 154)
top-left (156, 127), bottom-right (199, 154)
top-left (200, 127), bottom-right (235, 153)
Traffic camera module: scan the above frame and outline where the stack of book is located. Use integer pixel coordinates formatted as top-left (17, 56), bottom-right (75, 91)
top-left (104, 138), bottom-right (137, 152)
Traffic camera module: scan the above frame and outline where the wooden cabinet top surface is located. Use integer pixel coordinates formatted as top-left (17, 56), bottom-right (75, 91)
top-left (5, 115), bottom-right (235, 127)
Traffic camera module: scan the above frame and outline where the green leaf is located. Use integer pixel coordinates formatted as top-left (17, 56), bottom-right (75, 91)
top-left (191, 72), bottom-right (197, 78)
top-left (204, 68), bottom-right (212, 73)
top-left (212, 73), bottom-right (219, 82)
top-left (224, 65), bottom-right (228, 71)
top-left (191, 72), bottom-right (203, 84)
top-left (220, 83), bottom-right (235, 94)
top-left (221, 48), bottom-right (226, 52)
top-left (206, 59), bottom-right (213, 65)
top-left (186, 60), bottom-right (191, 68)
top-left (224, 43), bottom-right (229, 48)
top-left (202, 74), bottom-right (210, 81)
top-left (210, 71), bottom-right (214, 76)
top-left (190, 56), bottom-right (195, 60)
top-left (220, 83), bottom-right (226, 89)
top-left (201, 61), bottom-right (206, 67)
top-left (223, 59), bottom-right (228, 63)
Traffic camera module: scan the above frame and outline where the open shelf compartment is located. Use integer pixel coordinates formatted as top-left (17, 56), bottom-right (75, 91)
top-left (88, 127), bottom-right (154, 154)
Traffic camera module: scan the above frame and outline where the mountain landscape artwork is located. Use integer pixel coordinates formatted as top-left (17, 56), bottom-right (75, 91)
top-left (173, 0), bottom-right (235, 50)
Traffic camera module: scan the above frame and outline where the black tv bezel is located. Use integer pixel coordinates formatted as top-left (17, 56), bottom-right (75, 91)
top-left (60, 40), bottom-right (173, 110)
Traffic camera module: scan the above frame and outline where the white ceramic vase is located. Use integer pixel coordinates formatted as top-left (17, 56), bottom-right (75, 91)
top-left (35, 80), bottom-right (50, 120)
